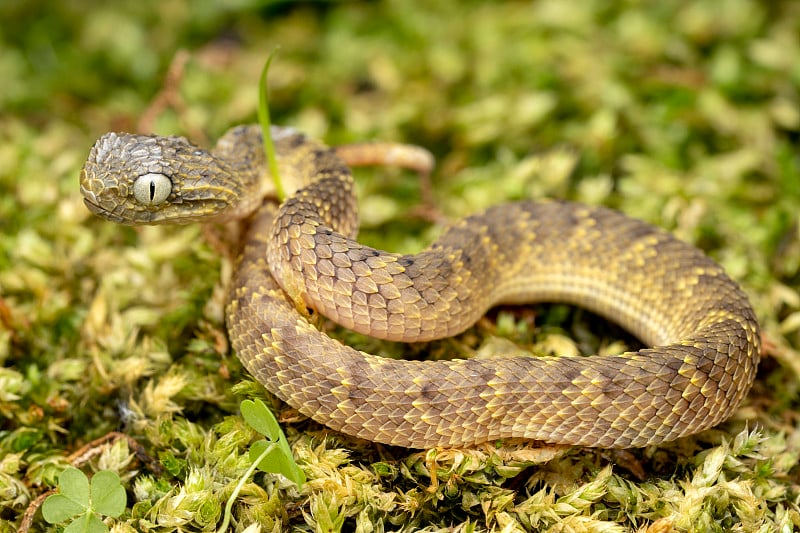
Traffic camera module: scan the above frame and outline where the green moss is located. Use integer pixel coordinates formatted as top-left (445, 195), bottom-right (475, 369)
top-left (2, 0), bottom-right (800, 531)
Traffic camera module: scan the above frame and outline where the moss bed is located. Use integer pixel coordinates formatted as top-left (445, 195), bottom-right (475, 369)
top-left (1, 1), bottom-right (800, 531)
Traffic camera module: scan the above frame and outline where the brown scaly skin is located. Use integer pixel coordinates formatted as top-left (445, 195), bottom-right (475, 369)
top-left (80, 125), bottom-right (761, 448)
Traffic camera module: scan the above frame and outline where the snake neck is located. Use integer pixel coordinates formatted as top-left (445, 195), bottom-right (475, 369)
top-left (215, 125), bottom-right (365, 223)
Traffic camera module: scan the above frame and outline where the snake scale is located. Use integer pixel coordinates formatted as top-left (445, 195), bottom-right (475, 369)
top-left (80, 124), bottom-right (760, 448)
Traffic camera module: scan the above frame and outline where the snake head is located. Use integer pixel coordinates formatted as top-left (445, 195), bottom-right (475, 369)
top-left (80, 132), bottom-right (240, 225)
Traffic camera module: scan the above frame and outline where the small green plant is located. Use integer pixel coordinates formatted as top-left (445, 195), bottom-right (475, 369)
top-left (42, 467), bottom-right (126, 533)
top-left (217, 399), bottom-right (305, 532)
top-left (240, 399), bottom-right (305, 487)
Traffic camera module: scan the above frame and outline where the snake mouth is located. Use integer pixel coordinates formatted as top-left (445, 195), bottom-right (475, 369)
top-left (81, 193), bottom-right (180, 225)
top-left (80, 183), bottom-right (127, 223)
top-left (82, 196), bottom-right (126, 224)
top-left (82, 195), bottom-right (101, 213)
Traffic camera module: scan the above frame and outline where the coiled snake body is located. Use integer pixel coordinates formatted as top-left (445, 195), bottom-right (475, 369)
top-left (80, 125), bottom-right (760, 448)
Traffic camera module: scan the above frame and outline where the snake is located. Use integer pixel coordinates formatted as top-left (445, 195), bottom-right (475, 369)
top-left (79, 124), bottom-right (760, 448)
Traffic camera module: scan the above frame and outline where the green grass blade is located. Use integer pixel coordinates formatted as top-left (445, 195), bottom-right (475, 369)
top-left (258, 49), bottom-right (285, 202)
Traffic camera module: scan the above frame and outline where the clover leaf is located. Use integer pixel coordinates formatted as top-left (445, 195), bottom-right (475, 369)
top-left (42, 467), bottom-right (126, 533)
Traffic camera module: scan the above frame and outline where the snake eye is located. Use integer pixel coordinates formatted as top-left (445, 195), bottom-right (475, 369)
top-left (133, 173), bottom-right (172, 205)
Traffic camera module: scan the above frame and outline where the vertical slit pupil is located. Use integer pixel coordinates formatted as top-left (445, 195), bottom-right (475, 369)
top-left (150, 180), bottom-right (156, 201)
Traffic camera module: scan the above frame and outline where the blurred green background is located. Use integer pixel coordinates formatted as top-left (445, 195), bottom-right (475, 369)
top-left (1, 0), bottom-right (799, 531)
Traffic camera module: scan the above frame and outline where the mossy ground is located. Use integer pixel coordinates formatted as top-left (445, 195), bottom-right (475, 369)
top-left (2, 1), bottom-right (800, 531)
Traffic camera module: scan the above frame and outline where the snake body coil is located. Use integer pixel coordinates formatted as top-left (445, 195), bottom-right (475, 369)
top-left (80, 125), bottom-right (760, 448)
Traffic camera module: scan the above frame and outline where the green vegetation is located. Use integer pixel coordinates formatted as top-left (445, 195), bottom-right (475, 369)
top-left (258, 50), bottom-right (286, 202)
top-left (42, 467), bottom-right (126, 533)
top-left (1, 0), bottom-right (799, 531)
top-left (217, 399), bottom-right (305, 533)
top-left (241, 399), bottom-right (306, 489)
